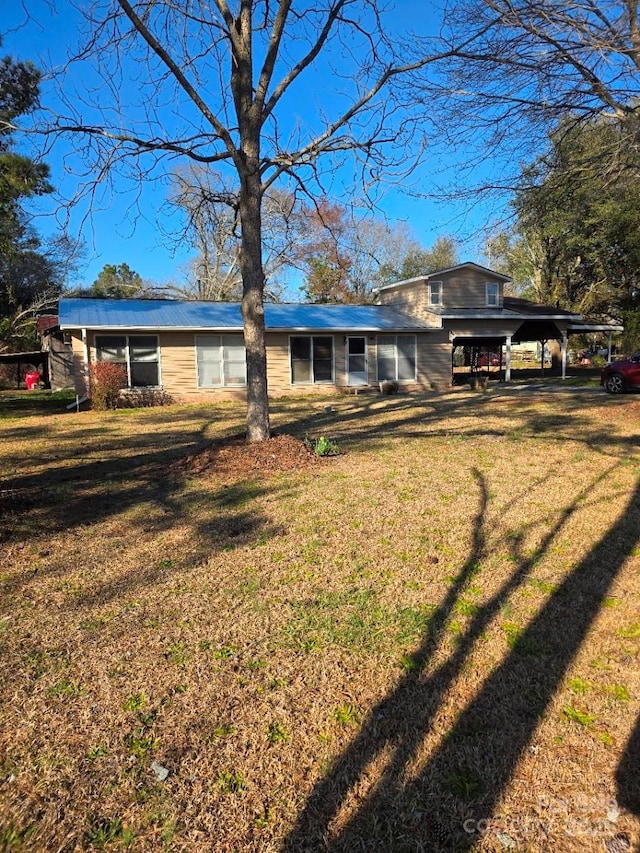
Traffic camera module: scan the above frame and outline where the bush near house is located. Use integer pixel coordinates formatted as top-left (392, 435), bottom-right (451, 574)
top-left (89, 362), bottom-right (128, 410)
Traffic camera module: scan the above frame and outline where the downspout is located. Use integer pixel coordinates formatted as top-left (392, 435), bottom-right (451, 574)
top-left (505, 335), bottom-right (512, 382)
top-left (561, 333), bottom-right (568, 379)
top-left (82, 328), bottom-right (90, 396)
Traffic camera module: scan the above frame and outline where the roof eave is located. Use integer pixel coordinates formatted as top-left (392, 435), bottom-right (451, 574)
top-left (60, 323), bottom-right (432, 334)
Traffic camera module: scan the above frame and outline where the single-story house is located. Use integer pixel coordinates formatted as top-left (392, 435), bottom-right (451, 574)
top-left (58, 262), bottom-right (621, 401)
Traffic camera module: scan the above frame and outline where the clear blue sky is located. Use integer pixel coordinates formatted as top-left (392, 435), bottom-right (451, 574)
top-left (3, 1), bottom-right (504, 293)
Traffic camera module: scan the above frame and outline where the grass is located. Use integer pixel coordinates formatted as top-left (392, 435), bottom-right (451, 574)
top-left (1, 386), bottom-right (640, 851)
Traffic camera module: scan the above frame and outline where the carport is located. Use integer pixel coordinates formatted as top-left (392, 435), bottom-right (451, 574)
top-left (451, 313), bottom-right (623, 385)
top-left (0, 351), bottom-right (49, 388)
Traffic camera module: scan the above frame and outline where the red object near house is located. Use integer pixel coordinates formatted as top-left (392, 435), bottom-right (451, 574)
top-left (25, 371), bottom-right (41, 390)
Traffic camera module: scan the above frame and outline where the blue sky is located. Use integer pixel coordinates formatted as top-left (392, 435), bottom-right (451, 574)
top-left (3, 1), bottom-right (505, 293)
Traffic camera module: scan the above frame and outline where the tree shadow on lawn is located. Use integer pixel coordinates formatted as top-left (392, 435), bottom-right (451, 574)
top-left (277, 388), bottom-right (639, 460)
top-left (283, 465), bottom-right (640, 852)
top-left (0, 422), bottom-right (288, 608)
top-left (0, 391), bottom-right (75, 419)
top-left (617, 711), bottom-right (640, 819)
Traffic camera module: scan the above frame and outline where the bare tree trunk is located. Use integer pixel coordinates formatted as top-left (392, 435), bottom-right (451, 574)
top-left (240, 166), bottom-right (270, 442)
top-left (233, 2), bottom-right (270, 443)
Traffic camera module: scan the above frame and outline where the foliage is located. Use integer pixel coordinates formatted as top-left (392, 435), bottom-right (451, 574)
top-left (296, 200), bottom-right (458, 303)
top-left (487, 117), bottom-right (640, 321)
top-left (0, 41), bottom-right (70, 352)
top-left (118, 388), bottom-right (174, 408)
top-left (165, 166), bottom-right (293, 302)
top-left (380, 236), bottom-right (459, 283)
top-left (89, 362), bottom-right (128, 410)
top-left (304, 435), bottom-right (340, 457)
top-left (83, 263), bottom-right (144, 299)
top-left (619, 310), bottom-right (640, 354)
top-left (433, 0), bottom-right (640, 199)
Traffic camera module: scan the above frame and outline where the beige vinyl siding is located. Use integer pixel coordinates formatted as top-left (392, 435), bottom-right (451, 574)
top-left (71, 332), bottom-right (88, 396)
top-left (438, 269), bottom-right (503, 309)
top-left (377, 283), bottom-right (441, 326)
top-left (446, 319), bottom-right (522, 339)
top-left (265, 333), bottom-right (290, 391)
top-left (378, 269), bottom-right (505, 313)
top-left (158, 332), bottom-right (199, 393)
top-left (73, 327), bottom-right (451, 400)
top-left (417, 331), bottom-right (451, 388)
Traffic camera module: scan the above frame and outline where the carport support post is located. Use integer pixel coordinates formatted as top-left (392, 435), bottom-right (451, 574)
top-left (505, 335), bottom-right (512, 382)
top-left (561, 333), bottom-right (568, 379)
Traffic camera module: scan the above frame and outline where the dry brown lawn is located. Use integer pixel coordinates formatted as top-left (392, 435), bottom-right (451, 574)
top-left (1, 386), bottom-right (639, 853)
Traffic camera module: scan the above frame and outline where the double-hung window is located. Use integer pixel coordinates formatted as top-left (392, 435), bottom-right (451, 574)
top-left (486, 282), bottom-right (499, 307)
top-left (376, 335), bottom-right (417, 382)
top-left (290, 336), bottom-right (334, 384)
top-left (429, 281), bottom-right (443, 306)
top-left (196, 335), bottom-right (246, 387)
top-left (95, 335), bottom-right (160, 387)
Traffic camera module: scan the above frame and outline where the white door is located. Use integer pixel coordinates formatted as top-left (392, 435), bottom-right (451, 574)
top-left (347, 336), bottom-right (368, 385)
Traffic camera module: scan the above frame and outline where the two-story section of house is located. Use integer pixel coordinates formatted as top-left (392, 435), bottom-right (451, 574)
top-left (376, 262), bottom-right (592, 380)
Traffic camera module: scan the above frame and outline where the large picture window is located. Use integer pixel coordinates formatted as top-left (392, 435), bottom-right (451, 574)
top-left (376, 335), bottom-right (417, 382)
top-left (290, 336), bottom-right (334, 384)
top-left (196, 335), bottom-right (246, 387)
top-left (95, 335), bottom-right (160, 387)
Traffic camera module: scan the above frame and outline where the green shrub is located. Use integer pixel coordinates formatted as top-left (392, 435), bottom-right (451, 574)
top-left (304, 435), bottom-right (340, 457)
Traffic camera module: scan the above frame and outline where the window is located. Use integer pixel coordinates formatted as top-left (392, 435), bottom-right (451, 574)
top-left (376, 335), bottom-right (417, 382)
top-left (196, 335), bottom-right (246, 387)
top-left (429, 281), bottom-right (443, 306)
top-left (486, 282), bottom-right (499, 307)
top-left (290, 336), bottom-right (334, 384)
top-left (95, 335), bottom-right (160, 387)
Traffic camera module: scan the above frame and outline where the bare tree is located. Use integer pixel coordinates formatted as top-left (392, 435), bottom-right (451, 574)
top-left (17, 0), bottom-right (482, 441)
top-left (423, 0), bottom-right (640, 200)
top-left (0, 287), bottom-right (59, 353)
top-left (165, 166), bottom-right (295, 302)
top-left (294, 200), bottom-right (454, 302)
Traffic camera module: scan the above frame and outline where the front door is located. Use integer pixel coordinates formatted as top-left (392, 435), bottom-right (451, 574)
top-left (347, 336), bottom-right (368, 385)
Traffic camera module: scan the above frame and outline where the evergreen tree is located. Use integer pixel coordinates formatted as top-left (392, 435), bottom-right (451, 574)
top-left (0, 42), bottom-right (60, 351)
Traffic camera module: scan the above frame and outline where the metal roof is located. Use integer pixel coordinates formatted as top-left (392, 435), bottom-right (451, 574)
top-left (58, 298), bottom-right (427, 333)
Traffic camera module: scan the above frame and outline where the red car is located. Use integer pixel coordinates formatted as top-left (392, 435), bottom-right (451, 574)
top-left (477, 352), bottom-right (501, 367)
top-left (600, 353), bottom-right (640, 393)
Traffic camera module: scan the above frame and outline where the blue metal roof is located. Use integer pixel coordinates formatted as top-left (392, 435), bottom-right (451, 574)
top-left (58, 298), bottom-right (427, 332)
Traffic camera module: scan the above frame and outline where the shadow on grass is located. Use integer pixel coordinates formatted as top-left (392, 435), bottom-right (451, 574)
top-left (282, 465), bottom-right (640, 852)
top-left (275, 387), bottom-right (639, 460)
top-left (0, 415), bottom-right (287, 609)
top-left (0, 390), bottom-right (75, 419)
top-left (617, 712), bottom-right (640, 818)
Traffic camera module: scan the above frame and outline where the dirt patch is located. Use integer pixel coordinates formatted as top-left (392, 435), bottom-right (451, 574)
top-left (177, 432), bottom-right (323, 479)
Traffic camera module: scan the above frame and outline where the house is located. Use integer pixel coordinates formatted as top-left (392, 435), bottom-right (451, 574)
top-left (58, 262), bottom-right (621, 401)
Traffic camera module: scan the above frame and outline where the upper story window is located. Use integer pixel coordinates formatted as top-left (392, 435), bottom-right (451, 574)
top-left (95, 335), bottom-right (160, 387)
top-left (486, 282), bottom-right (499, 307)
top-left (429, 281), bottom-right (443, 306)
